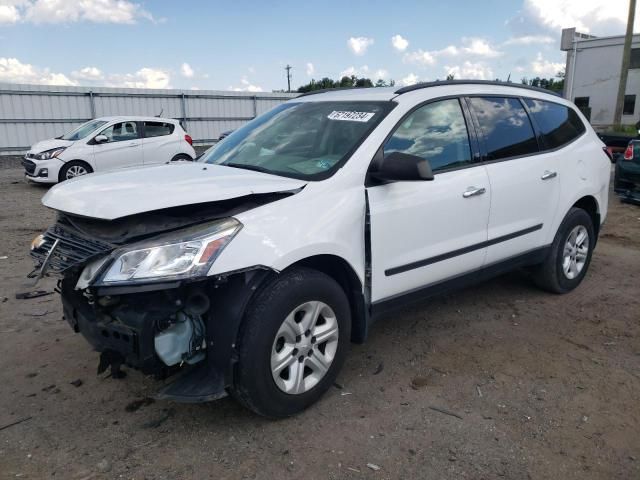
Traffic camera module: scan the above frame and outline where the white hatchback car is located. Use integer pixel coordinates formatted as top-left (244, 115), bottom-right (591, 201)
top-left (22, 116), bottom-right (196, 183)
top-left (31, 81), bottom-right (610, 417)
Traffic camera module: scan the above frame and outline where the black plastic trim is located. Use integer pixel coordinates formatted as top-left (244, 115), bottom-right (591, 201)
top-left (385, 224), bottom-right (543, 276)
top-left (372, 246), bottom-right (550, 319)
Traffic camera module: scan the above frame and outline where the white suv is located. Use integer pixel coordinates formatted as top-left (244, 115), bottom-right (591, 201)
top-left (30, 81), bottom-right (610, 417)
top-left (22, 116), bottom-right (196, 183)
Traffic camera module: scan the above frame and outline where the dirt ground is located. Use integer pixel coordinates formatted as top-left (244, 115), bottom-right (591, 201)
top-left (0, 162), bottom-right (638, 480)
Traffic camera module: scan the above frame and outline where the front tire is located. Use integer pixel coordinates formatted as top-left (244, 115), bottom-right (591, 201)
top-left (58, 160), bottom-right (93, 182)
top-left (231, 267), bottom-right (351, 418)
top-left (532, 207), bottom-right (595, 293)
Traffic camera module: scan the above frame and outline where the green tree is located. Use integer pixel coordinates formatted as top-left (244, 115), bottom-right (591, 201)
top-left (297, 75), bottom-right (394, 93)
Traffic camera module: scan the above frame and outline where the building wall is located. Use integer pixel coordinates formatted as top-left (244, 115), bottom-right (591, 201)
top-left (564, 34), bottom-right (640, 127)
top-left (0, 83), bottom-right (298, 155)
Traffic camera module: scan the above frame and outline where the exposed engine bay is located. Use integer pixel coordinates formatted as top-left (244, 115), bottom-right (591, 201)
top-left (29, 194), bottom-right (290, 401)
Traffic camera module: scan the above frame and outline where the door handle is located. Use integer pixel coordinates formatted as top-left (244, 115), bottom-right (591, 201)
top-left (462, 186), bottom-right (486, 198)
top-left (127, 143), bottom-right (138, 147)
top-left (541, 170), bottom-right (557, 180)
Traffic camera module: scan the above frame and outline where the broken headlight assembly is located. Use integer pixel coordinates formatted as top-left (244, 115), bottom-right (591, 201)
top-left (94, 218), bottom-right (242, 286)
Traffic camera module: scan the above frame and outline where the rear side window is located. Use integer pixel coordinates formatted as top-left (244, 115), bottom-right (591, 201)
top-left (384, 98), bottom-right (472, 173)
top-left (469, 97), bottom-right (538, 160)
top-left (144, 121), bottom-right (175, 138)
top-left (524, 99), bottom-right (586, 150)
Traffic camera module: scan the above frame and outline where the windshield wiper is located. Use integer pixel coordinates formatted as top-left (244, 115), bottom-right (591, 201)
top-left (224, 163), bottom-right (273, 174)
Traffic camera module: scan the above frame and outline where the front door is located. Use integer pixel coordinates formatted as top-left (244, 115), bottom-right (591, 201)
top-left (92, 121), bottom-right (143, 171)
top-left (367, 98), bottom-right (491, 303)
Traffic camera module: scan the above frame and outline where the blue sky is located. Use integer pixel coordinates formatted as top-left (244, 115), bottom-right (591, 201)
top-left (0, 0), bottom-right (636, 91)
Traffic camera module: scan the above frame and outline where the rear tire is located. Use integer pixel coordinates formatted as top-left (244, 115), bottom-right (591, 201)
top-left (531, 207), bottom-right (595, 293)
top-left (58, 161), bottom-right (93, 182)
top-left (230, 267), bottom-right (351, 418)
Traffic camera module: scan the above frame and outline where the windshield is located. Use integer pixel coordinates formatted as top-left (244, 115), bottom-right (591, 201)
top-left (61, 119), bottom-right (109, 141)
top-left (199, 101), bottom-right (392, 180)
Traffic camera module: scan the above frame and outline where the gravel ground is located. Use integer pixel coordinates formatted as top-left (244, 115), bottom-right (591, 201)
top-left (0, 165), bottom-right (639, 480)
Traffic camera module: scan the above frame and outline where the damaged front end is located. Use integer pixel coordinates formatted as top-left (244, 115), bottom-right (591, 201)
top-left (29, 196), bottom-right (283, 402)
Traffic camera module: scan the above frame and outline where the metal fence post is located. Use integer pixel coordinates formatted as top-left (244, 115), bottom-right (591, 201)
top-left (88, 91), bottom-right (96, 119)
top-left (180, 92), bottom-right (188, 131)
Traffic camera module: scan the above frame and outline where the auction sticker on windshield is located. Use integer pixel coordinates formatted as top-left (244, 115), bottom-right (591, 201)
top-left (327, 111), bottom-right (375, 122)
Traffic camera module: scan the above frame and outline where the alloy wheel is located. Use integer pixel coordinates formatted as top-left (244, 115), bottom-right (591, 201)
top-left (270, 301), bottom-right (339, 395)
top-left (562, 225), bottom-right (589, 280)
top-left (66, 165), bottom-right (88, 179)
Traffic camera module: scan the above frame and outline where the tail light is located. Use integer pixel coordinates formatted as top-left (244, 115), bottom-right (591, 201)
top-left (184, 134), bottom-right (193, 146)
top-left (624, 143), bottom-right (634, 161)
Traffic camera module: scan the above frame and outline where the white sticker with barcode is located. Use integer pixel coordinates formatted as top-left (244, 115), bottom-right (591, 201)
top-left (327, 110), bottom-right (375, 122)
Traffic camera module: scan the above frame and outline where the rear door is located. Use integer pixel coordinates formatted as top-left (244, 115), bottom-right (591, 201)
top-left (367, 98), bottom-right (491, 302)
top-left (92, 121), bottom-right (143, 171)
top-left (467, 96), bottom-right (560, 265)
top-left (142, 121), bottom-right (178, 165)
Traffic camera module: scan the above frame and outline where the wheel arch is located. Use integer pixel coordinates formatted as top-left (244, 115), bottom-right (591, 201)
top-left (285, 254), bottom-right (369, 344)
top-left (572, 195), bottom-right (600, 240)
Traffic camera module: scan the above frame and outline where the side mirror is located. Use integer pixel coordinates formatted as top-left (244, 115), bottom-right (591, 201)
top-left (94, 134), bottom-right (108, 144)
top-left (370, 151), bottom-right (434, 182)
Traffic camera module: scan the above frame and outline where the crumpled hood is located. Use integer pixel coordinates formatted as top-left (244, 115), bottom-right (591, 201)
top-left (42, 163), bottom-right (306, 220)
top-left (28, 138), bottom-right (74, 154)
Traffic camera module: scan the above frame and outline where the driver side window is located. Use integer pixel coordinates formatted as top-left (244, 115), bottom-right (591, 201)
top-left (384, 99), bottom-right (472, 173)
top-left (98, 121), bottom-right (139, 143)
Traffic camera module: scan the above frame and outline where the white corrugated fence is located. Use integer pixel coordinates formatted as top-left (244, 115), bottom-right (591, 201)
top-left (0, 83), bottom-right (298, 155)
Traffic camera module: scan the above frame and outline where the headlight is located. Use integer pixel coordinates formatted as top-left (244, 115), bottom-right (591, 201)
top-left (34, 147), bottom-right (66, 160)
top-left (98, 218), bottom-right (242, 285)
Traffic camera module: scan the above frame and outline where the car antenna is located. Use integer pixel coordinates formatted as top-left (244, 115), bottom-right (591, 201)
top-left (156, 108), bottom-right (163, 117)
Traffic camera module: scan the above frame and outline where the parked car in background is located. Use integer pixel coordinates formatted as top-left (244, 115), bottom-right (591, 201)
top-left (22, 116), bottom-right (196, 183)
top-left (614, 140), bottom-right (640, 204)
top-left (598, 132), bottom-right (636, 162)
top-left (30, 81), bottom-right (610, 417)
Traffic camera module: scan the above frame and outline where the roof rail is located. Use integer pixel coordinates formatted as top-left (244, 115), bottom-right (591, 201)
top-left (394, 80), bottom-right (560, 96)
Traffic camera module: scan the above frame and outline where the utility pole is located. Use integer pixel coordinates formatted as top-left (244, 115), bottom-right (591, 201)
top-left (285, 64), bottom-right (292, 93)
top-left (613, 0), bottom-right (637, 126)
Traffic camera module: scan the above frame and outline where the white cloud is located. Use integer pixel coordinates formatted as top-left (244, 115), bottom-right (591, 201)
top-left (180, 63), bottom-right (194, 78)
top-left (374, 69), bottom-right (388, 80)
top-left (403, 38), bottom-right (500, 68)
top-left (229, 76), bottom-right (262, 92)
top-left (444, 61), bottom-right (494, 80)
top-left (403, 49), bottom-right (436, 66)
top-left (515, 0), bottom-right (639, 35)
top-left (108, 68), bottom-right (171, 88)
top-left (530, 52), bottom-right (564, 77)
top-left (2, 0), bottom-right (155, 24)
top-left (71, 66), bottom-right (104, 81)
top-left (461, 38), bottom-right (503, 57)
top-left (347, 36), bottom-right (374, 55)
top-left (0, 57), bottom-right (77, 85)
top-left (1, 57), bottom-right (172, 88)
top-left (306, 62), bottom-right (315, 76)
top-left (391, 34), bottom-right (409, 52)
top-left (503, 35), bottom-right (555, 46)
top-left (400, 73), bottom-right (419, 86)
top-left (0, 4), bottom-right (20, 24)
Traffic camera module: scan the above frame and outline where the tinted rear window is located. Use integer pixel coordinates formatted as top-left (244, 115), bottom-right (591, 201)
top-left (524, 99), bottom-right (586, 150)
top-left (469, 97), bottom-right (538, 160)
top-left (144, 121), bottom-right (174, 137)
